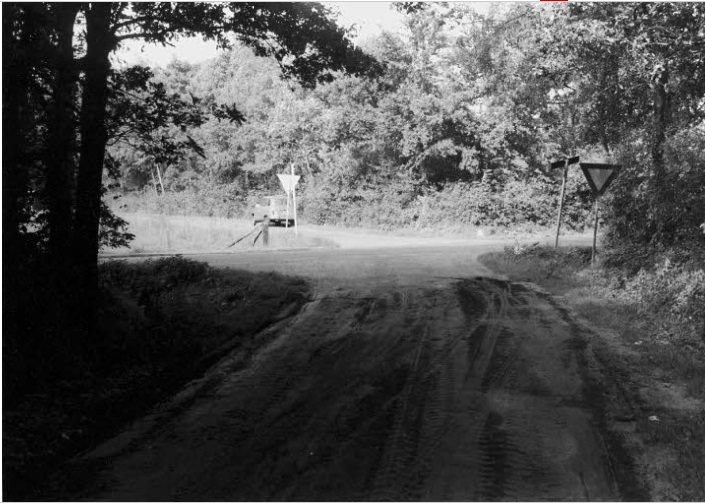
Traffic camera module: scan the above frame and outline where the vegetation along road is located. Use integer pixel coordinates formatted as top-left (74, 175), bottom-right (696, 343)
top-left (58, 234), bottom-right (645, 501)
top-left (7, 2), bottom-right (703, 501)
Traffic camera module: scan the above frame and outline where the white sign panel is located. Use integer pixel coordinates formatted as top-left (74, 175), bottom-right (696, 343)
top-left (277, 174), bottom-right (300, 194)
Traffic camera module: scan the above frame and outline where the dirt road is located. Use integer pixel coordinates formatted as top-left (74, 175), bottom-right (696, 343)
top-left (67, 235), bottom-right (639, 501)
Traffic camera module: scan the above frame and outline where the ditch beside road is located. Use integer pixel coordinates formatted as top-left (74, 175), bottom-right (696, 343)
top-left (50, 232), bottom-right (651, 501)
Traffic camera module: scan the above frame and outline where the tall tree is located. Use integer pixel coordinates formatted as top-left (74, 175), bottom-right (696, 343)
top-left (6, 2), bottom-right (381, 337)
top-left (537, 3), bottom-right (705, 242)
top-left (46, 3), bottom-right (81, 263)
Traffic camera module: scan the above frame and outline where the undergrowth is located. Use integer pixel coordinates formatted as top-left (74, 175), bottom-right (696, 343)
top-left (3, 257), bottom-right (309, 501)
top-left (479, 242), bottom-right (592, 295)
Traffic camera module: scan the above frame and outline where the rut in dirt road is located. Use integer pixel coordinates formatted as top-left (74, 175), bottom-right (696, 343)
top-left (63, 277), bottom-right (628, 501)
top-left (373, 279), bottom-right (620, 501)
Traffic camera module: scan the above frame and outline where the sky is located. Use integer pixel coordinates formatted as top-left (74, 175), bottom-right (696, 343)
top-left (114, 2), bottom-right (494, 68)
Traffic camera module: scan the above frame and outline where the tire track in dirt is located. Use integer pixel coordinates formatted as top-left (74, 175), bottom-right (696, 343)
top-left (368, 278), bottom-right (510, 501)
top-left (421, 278), bottom-right (622, 501)
top-left (66, 276), bottom-right (631, 501)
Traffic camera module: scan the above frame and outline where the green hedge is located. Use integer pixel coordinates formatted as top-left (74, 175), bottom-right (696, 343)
top-left (300, 172), bottom-right (593, 231)
top-left (110, 169), bottom-right (595, 232)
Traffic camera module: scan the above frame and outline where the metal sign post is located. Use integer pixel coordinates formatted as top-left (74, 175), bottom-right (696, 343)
top-left (579, 163), bottom-right (621, 267)
top-left (285, 186), bottom-right (291, 229)
top-left (550, 156), bottom-right (579, 248)
top-left (592, 197), bottom-right (599, 267)
top-left (292, 163), bottom-right (298, 237)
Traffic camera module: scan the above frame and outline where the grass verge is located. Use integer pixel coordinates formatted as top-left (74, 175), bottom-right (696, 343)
top-left (3, 257), bottom-right (310, 501)
top-left (105, 212), bottom-right (338, 255)
top-left (479, 244), bottom-right (705, 501)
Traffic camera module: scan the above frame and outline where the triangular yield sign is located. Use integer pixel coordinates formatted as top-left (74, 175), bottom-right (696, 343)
top-left (277, 174), bottom-right (300, 194)
top-left (580, 163), bottom-right (621, 196)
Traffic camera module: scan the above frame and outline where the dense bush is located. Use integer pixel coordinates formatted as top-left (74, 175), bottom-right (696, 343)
top-left (300, 167), bottom-right (424, 229)
top-left (607, 126), bottom-right (705, 249)
top-left (113, 183), bottom-right (253, 218)
top-left (301, 170), bottom-right (593, 232)
top-left (100, 256), bottom-right (212, 290)
top-left (617, 259), bottom-right (705, 346)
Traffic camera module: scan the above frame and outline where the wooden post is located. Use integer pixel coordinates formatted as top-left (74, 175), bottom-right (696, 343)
top-left (591, 196), bottom-right (599, 268)
top-left (262, 215), bottom-right (269, 247)
top-left (555, 160), bottom-right (569, 249)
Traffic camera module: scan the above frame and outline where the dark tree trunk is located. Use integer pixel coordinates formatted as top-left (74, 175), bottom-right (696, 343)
top-left (651, 66), bottom-right (668, 185)
top-left (651, 65), bottom-right (672, 240)
top-left (2, 4), bottom-right (29, 276)
top-left (71, 2), bottom-right (114, 330)
top-left (46, 3), bottom-right (80, 265)
top-left (3, 4), bottom-right (43, 293)
top-left (2, 3), bottom-right (46, 401)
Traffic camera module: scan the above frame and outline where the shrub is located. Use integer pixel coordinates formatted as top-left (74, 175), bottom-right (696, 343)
top-left (619, 259), bottom-right (705, 345)
top-left (607, 126), bottom-right (705, 248)
top-left (301, 170), bottom-right (593, 231)
top-left (110, 181), bottom-right (254, 219)
top-left (100, 257), bottom-right (211, 292)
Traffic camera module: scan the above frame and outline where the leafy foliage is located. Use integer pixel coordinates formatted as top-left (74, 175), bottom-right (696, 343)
top-left (607, 124), bottom-right (705, 248)
top-left (621, 259), bottom-right (705, 345)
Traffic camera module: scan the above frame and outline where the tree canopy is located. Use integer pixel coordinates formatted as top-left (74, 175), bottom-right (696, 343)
top-left (3, 1), bottom-right (382, 340)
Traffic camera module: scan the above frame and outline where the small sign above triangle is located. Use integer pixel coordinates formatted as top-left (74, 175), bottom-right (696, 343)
top-left (549, 156), bottom-right (580, 170)
top-left (580, 163), bottom-right (621, 196)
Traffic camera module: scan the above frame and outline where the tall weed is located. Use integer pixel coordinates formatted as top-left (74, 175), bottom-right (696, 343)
top-left (619, 259), bottom-right (705, 345)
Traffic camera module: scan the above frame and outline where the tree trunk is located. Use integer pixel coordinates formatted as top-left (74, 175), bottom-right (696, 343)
top-left (156, 163), bottom-right (165, 193)
top-left (2, 5), bottom-right (30, 274)
top-left (151, 167), bottom-right (160, 195)
top-left (651, 64), bottom-right (671, 240)
top-left (651, 66), bottom-right (668, 184)
top-left (2, 4), bottom-right (37, 360)
top-left (71, 2), bottom-right (114, 330)
top-left (46, 3), bottom-right (80, 264)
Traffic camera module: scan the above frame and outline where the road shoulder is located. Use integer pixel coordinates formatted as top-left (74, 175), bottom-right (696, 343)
top-left (479, 248), bottom-right (705, 501)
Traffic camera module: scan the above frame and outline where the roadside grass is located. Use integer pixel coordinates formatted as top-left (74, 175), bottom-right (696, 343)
top-left (637, 411), bottom-right (705, 501)
top-left (3, 257), bottom-right (310, 501)
top-left (106, 212), bottom-right (338, 255)
top-left (479, 245), bottom-right (705, 501)
top-left (478, 243), bottom-right (591, 295)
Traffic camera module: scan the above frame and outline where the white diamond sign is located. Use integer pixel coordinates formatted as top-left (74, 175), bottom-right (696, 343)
top-left (277, 174), bottom-right (300, 194)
